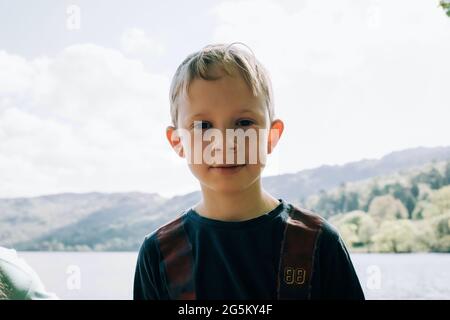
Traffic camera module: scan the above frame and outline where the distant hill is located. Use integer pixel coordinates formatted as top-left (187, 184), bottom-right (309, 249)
top-left (1, 145), bottom-right (450, 251)
top-left (263, 146), bottom-right (450, 203)
top-left (308, 160), bottom-right (450, 253)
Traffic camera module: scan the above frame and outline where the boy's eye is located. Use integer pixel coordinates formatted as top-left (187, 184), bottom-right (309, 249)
top-left (236, 119), bottom-right (254, 127)
top-left (193, 119), bottom-right (254, 130)
top-left (193, 121), bottom-right (212, 130)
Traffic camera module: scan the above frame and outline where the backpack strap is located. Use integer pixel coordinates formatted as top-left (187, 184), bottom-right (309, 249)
top-left (156, 215), bottom-right (196, 300)
top-left (156, 204), bottom-right (323, 300)
top-left (277, 204), bottom-right (324, 300)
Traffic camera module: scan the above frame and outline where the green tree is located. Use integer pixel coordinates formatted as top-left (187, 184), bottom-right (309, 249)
top-left (430, 185), bottom-right (450, 213)
top-left (413, 220), bottom-right (436, 252)
top-left (386, 183), bottom-right (417, 219)
top-left (444, 161), bottom-right (450, 185)
top-left (315, 191), bottom-right (338, 218)
top-left (417, 183), bottom-right (433, 201)
top-left (431, 212), bottom-right (450, 252)
top-left (363, 183), bottom-right (383, 211)
top-left (335, 190), bottom-right (360, 213)
top-left (372, 220), bottom-right (416, 253)
top-left (411, 183), bottom-right (420, 199)
top-left (368, 194), bottom-right (409, 222)
top-left (329, 210), bottom-right (377, 249)
top-left (430, 168), bottom-right (445, 189)
top-left (412, 168), bottom-right (445, 190)
top-left (412, 201), bottom-right (441, 220)
top-left (338, 223), bottom-right (359, 247)
top-left (433, 212), bottom-right (450, 238)
top-left (434, 236), bottom-right (450, 252)
top-left (346, 192), bottom-right (360, 212)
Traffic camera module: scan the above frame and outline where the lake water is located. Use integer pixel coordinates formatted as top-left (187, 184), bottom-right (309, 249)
top-left (19, 252), bottom-right (450, 300)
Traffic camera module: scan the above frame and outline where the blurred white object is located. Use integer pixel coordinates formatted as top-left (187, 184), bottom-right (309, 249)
top-left (0, 247), bottom-right (58, 300)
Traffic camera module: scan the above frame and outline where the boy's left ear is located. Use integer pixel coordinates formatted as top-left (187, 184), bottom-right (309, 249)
top-left (267, 119), bottom-right (284, 154)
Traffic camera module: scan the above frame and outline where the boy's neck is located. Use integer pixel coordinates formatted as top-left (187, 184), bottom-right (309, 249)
top-left (193, 180), bottom-right (281, 222)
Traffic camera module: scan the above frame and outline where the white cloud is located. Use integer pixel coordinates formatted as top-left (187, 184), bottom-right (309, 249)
top-left (120, 28), bottom-right (165, 58)
top-left (0, 51), bottom-right (33, 95)
top-left (0, 44), bottom-right (198, 198)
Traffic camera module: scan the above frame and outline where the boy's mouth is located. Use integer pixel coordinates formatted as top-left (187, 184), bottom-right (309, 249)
top-left (209, 164), bottom-right (246, 174)
top-left (210, 164), bottom-right (246, 168)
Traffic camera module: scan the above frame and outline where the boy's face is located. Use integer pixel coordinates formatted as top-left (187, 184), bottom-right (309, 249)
top-left (167, 67), bottom-right (283, 193)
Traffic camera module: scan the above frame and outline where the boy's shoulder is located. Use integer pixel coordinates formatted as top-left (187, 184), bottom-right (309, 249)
top-left (283, 204), bottom-right (349, 270)
top-left (286, 203), bottom-right (341, 243)
top-left (140, 202), bottom-right (342, 251)
top-left (140, 210), bottom-right (189, 249)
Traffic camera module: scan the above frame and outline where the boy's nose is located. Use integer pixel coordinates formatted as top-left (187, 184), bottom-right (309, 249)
top-left (208, 137), bottom-right (236, 153)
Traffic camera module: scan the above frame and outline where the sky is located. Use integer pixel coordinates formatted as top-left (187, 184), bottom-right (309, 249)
top-left (0, 0), bottom-right (449, 198)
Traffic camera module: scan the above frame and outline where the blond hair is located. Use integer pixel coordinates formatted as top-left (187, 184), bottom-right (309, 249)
top-left (169, 42), bottom-right (275, 127)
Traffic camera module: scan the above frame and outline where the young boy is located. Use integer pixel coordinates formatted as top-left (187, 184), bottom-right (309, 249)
top-left (133, 43), bottom-right (365, 300)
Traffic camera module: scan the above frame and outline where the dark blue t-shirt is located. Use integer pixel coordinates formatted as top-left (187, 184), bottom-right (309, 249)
top-left (133, 199), bottom-right (365, 300)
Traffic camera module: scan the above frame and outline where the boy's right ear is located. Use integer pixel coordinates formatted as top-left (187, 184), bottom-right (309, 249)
top-left (166, 126), bottom-right (185, 158)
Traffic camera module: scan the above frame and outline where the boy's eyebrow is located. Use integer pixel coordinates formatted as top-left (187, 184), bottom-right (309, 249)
top-left (191, 112), bottom-right (205, 117)
top-left (239, 108), bottom-right (258, 114)
top-left (189, 109), bottom-right (255, 117)
top-left (239, 108), bottom-right (265, 118)
top-left (187, 112), bottom-right (208, 121)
